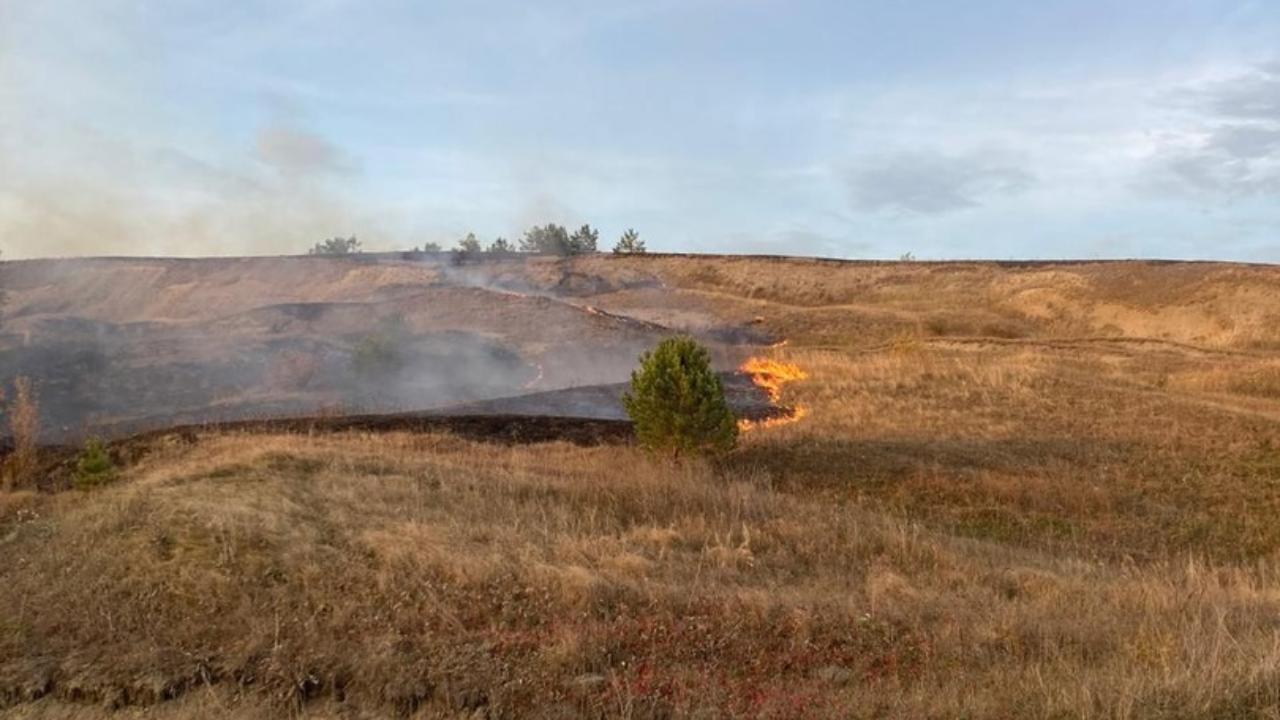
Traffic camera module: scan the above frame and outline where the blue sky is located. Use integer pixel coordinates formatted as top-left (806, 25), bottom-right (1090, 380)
top-left (1, 0), bottom-right (1278, 260)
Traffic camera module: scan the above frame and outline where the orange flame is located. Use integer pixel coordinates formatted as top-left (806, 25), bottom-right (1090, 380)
top-left (738, 356), bottom-right (809, 431)
top-left (739, 357), bottom-right (808, 402)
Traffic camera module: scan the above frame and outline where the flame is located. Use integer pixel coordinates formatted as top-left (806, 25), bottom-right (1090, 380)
top-left (738, 355), bottom-right (809, 431)
top-left (739, 357), bottom-right (808, 402)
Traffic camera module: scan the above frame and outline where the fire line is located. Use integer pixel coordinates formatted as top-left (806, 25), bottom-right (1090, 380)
top-left (737, 356), bottom-right (809, 430)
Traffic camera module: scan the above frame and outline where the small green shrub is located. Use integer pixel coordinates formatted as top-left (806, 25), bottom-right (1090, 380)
top-left (623, 336), bottom-right (737, 458)
top-left (73, 437), bottom-right (117, 490)
top-left (352, 317), bottom-right (407, 380)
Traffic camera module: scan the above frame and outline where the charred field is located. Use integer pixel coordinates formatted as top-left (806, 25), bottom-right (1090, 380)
top-left (4, 254), bottom-right (1280, 718)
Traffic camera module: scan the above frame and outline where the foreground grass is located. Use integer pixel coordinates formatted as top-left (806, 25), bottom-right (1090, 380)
top-left (4, 410), bottom-right (1280, 717)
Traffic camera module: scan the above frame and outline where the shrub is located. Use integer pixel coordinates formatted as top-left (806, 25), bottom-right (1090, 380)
top-left (2, 377), bottom-right (39, 490)
top-left (623, 337), bottom-right (737, 457)
top-left (73, 438), bottom-right (116, 490)
top-left (352, 317), bottom-right (407, 380)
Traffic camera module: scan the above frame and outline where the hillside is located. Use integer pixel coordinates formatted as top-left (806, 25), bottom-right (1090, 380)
top-left (3, 255), bottom-right (1280, 718)
top-left (4, 254), bottom-right (1280, 441)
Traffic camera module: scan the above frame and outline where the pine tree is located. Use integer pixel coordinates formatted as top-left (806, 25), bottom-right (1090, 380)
top-left (488, 237), bottom-right (514, 254)
top-left (613, 228), bottom-right (646, 254)
top-left (519, 224), bottom-right (572, 255)
top-left (456, 232), bottom-right (482, 253)
top-left (622, 337), bottom-right (737, 457)
top-left (73, 437), bottom-right (117, 490)
top-left (568, 224), bottom-right (599, 254)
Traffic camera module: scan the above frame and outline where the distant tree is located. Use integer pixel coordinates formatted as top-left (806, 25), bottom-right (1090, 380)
top-left (309, 236), bottom-right (361, 255)
top-left (613, 228), bottom-right (646, 254)
top-left (451, 233), bottom-right (482, 266)
top-left (568, 224), bottom-right (599, 254)
top-left (519, 224), bottom-right (572, 255)
top-left (623, 337), bottom-right (738, 458)
top-left (417, 242), bottom-right (443, 253)
top-left (73, 437), bottom-right (117, 490)
top-left (487, 237), bottom-right (514, 255)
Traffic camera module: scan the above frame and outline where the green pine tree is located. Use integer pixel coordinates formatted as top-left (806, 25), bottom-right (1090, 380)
top-left (622, 336), bottom-right (738, 457)
top-left (73, 437), bottom-right (117, 490)
top-left (569, 224), bottom-right (599, 254)
top-left (519, 224), bottom-right (572, 255)
top-left (613, 228), bottom-right (646, 254)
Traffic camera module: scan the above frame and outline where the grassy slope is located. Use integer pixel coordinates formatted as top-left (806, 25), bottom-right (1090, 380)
top-left (4, 256), bottom-right (1280, 718)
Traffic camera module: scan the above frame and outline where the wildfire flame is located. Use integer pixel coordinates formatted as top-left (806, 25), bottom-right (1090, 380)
top-left (738, 356), bottom-right (809, 431)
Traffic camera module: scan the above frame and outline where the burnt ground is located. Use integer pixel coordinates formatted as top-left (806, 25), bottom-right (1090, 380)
top-left (23, 414), bottom-right (636, 492)
top-left (9, 371), bottom-right (787, 491)
top-left (436, 371), bottom-right (778, 421)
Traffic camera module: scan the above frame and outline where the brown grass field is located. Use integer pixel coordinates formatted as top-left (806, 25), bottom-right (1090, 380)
top-left (3, 255), bottom-right (1280, 718)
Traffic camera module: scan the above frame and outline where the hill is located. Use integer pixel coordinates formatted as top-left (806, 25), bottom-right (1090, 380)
top-left (2, 254), bottom-right (1280, 718)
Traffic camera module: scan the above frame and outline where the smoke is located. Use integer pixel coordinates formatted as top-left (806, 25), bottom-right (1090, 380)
top-left (256, 124), bottom-right (356, 177)
top-left (0, 254), bottom-right (689, 442)
top-left (0, 117), bottom-right (394, 259)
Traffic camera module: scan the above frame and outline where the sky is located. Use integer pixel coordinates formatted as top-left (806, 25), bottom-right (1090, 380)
top-left (1, 0), bottom-right (1278, 261)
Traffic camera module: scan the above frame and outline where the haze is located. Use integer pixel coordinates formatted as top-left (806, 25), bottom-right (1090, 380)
top-left (1, 0), bottom-right (1278, 260)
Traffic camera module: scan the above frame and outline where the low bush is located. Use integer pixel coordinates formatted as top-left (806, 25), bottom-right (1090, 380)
top-left (73, 437), bottom-right (117, 490)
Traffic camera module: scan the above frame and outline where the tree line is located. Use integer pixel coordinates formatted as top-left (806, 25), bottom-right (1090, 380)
top-left (309, 224), bottom-right (646, 258)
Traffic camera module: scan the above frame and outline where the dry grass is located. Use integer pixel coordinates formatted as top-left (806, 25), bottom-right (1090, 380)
top-left (746, 344), bottom-right (1280, 562)
top-left (4, 405), bottom-right (1280, 717)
